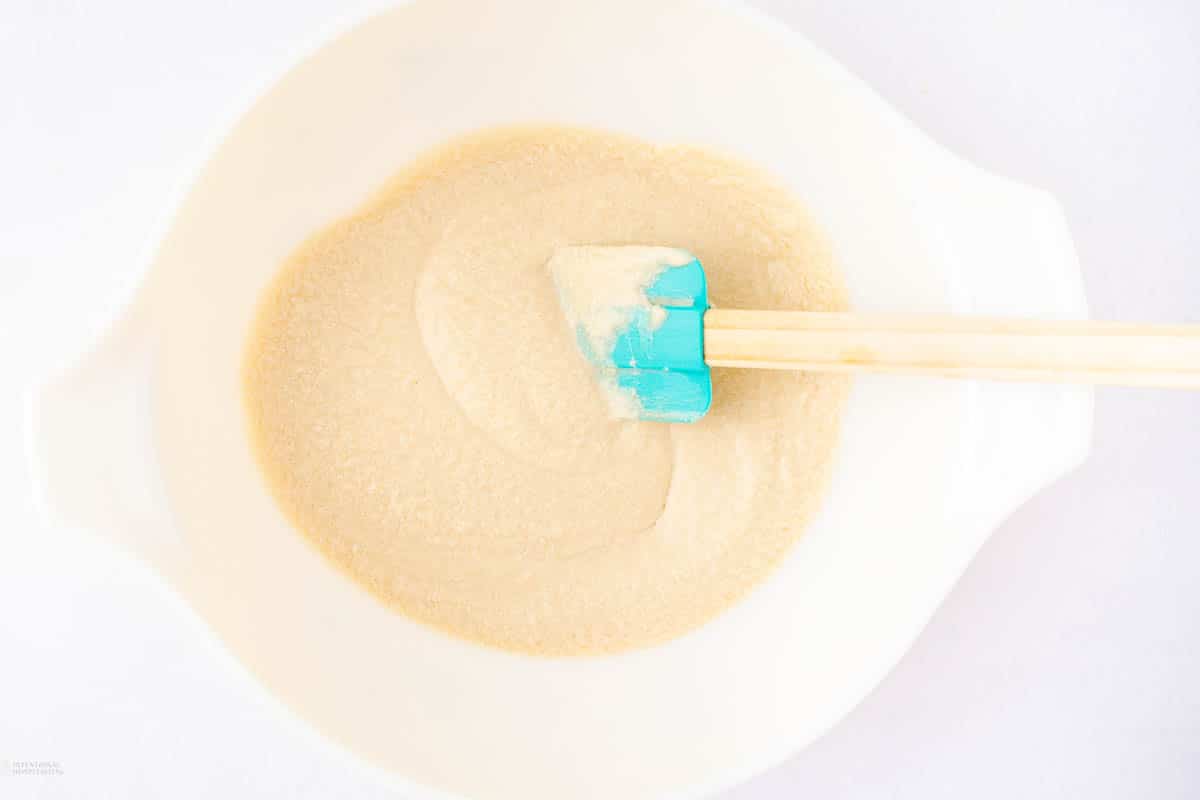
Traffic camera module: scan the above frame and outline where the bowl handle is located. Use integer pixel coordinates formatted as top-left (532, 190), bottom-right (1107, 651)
top-left (26, 307), bottom-right (180, 569)
top-left (929, 164), bottom-right (1094, 538)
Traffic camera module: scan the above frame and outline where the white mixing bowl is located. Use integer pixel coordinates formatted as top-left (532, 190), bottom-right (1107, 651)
top-left (29, 1), bottom-right (1091, 797)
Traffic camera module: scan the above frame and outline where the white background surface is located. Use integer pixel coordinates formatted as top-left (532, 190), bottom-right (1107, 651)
top-left (2, 1), bottom-right (1198, 798)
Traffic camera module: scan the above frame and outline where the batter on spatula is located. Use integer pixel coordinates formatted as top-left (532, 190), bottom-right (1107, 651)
top-left (242, 125), bottom-right (849, 655)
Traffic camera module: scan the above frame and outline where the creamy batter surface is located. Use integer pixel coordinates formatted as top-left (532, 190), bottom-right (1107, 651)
top-left (243, 126), bottom-right (849, 655)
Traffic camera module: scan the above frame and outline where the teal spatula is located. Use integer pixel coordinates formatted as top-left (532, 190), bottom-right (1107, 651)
top-left (549, 246), bottom-right (1200, 423)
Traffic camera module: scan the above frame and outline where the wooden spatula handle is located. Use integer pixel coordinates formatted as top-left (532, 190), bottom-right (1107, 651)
top-left (703, 310), bottom-right (1200, 387)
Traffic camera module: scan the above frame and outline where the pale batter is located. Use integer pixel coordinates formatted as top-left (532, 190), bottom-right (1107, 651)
top-left (243, 126), bottom-right (849, 656)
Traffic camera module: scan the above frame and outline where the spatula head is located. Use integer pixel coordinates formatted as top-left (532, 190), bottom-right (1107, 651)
top-left (550, 247), bottom-right (711, 423)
